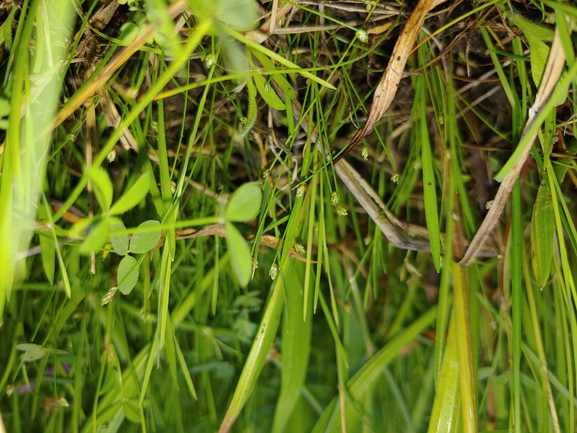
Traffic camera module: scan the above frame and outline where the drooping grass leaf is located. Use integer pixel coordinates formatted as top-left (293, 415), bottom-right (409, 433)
top-left (118, 254), bottom-right (139, 295)
top-left (531, 182), bottom-right (554, 288)
top-left (225, 183), bottom-right (262, 222)
top-left (109, 172), bottom-right (152, 216)
top-left (87, 167), bottom-right (114, 213)
top-left (129, 220), bottom-right (161, 254)
top-left (109, 217), bottom-right (129, 256)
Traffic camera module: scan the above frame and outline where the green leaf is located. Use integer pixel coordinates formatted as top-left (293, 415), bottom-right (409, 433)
top-left (428, 316), bottom-right (460, 432)
top-left (505, 10), bottom-right (563, 94)
top-left (37, 206), bottom-right (55, 284)
top-left (506, 10), bottom-right (554, 43)
top-left (252, 74), bottom-right (285, 110)
top-left (0, 96), bottom-right (10, 118)
top-left (16, 343), bottom-right (46, 362)
top-left (87, 167), bottom-right (114, 212)
top-left (109, 217), bottom-right (129, 256)
top-left (118, 21), bottom-right (140, 47)
top-left (531, 182), bottom-right (554, 288)
top-left (419, 82), bottom-right (441, 272)
top-left (219, 259), bottom-right (287, 432)
top-left (251, 49), bottom-right (297, 101)
top-left (129, 220), bottom-right (161, 254)
top-left (79, 219), bottom-right (110, 255)
top-left (109, 172), bottom-right (152, 216)
top-left (144, 0), bottom-right (182, 57)
top-left (123, 399), bottom-right (142, 423)
top-left (220, 31), bottom-right (249, 77)
top-left (225, 183), bottom-right (262, 222)
top-left (225, 222), bottom-right (252, 287)
top-left (311, 307), bottom-right (437, 433)
top-left (118, 255), bottom-right (139, 295)
top-left (272, 261), bottom-right (312, 433)
top-left (0, 6), bottom-right (16, 48)
top-left (224, 27), bottom-right (337, 91)
top-left (191, 0), bottom-right (257, 31)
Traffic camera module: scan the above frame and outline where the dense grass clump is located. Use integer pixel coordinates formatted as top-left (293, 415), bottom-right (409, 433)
top-left (1, 0), bottom-right (577, 432)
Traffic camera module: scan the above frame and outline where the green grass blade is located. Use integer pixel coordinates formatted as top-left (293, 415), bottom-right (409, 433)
top-left (271, 261), bottom-right (312, 433)
top-left (428, 315), bottom-right (460, 433)
top-left (311, 307), bottom-right (437, 433)
top-left (452, 261), bottom-right (477, 433)
top-left (217, 261), bottom-right (287, 433)
top-left (416, 72), bottom-right (441, 271)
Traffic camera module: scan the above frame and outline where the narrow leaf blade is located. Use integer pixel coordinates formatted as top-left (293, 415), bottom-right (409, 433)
top-left (88, 167), bottom-right (114, 212)
top-left (531, 182), bottom-right (554, 288)
top-left (110, 172), bottom-right (152, 216)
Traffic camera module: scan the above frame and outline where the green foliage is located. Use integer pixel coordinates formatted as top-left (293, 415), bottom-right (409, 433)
top-left (117, 255), bottom-right (139, 295)
top-left (16, 343), bottom-right (45, 362)
top-left (223, 183), bottom-right (263, 287)
top-left (224, 183), bottom-right (262, 222)
top-left (505, 10), bottom-right (554, 87)
top-left (0, 96), bottom-right (9, 129)
top-left (531, 182), bottom-right (554, 288)
top-left (5, 1), bottom-right (577, 433)
top-left (128, 220), bottom-right (161, 254)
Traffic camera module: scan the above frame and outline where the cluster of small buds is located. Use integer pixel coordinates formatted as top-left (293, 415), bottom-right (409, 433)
top-left (331, 191), bottom-right (339, 206)
top-left (294, 243), bottom-right (305, 256)
top-left (448, 210), bottom-right (460, 221)
top-left (331, 191), bottom-right (348, 216)
top-left (269, 263), bottom-right (278, 280)
top-left (107, 149), bottom-right (116, 163)
top-left (356, 29), bottom-right (369, 43)
top-left (361, 145), bottom-right (369, 161)
top-left (296, 182), bottom-right (307, 198)
top-left (335, 205), bottom-right (348, 216)
top-left (391, 171), bottom-right (399, 183)
top-left (101, 287), bottom-right (118, 306)
top-left (204, 53), bottom-right (216, 69)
